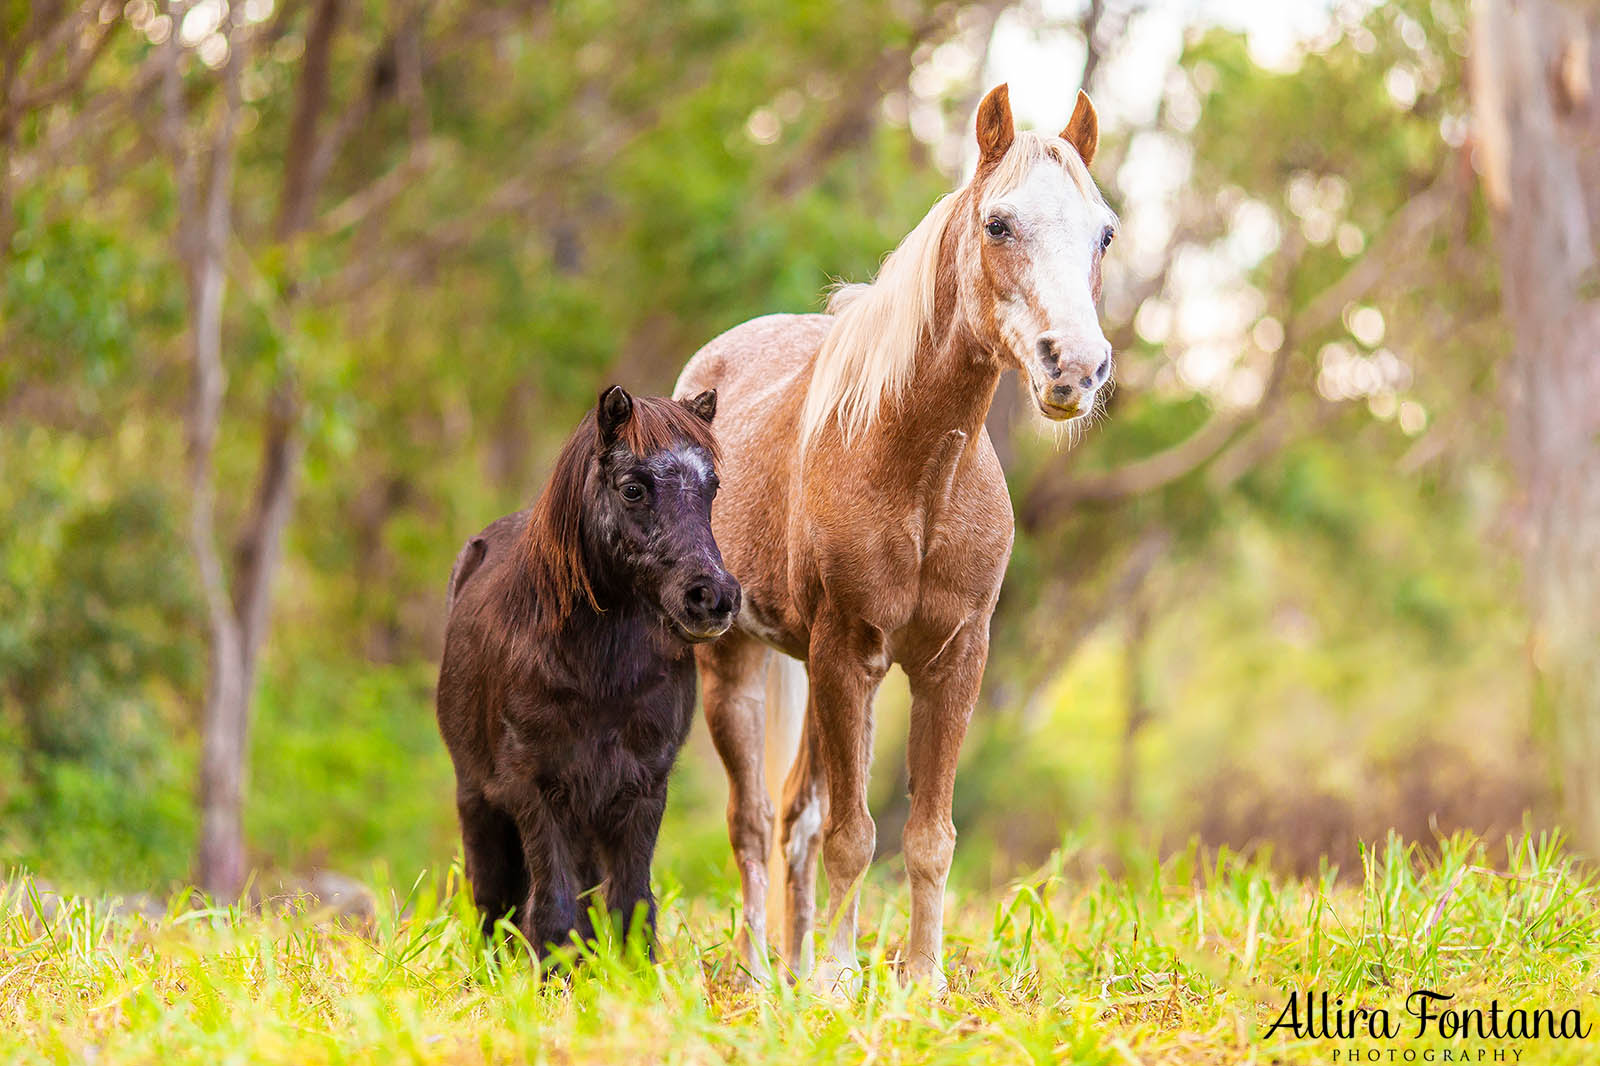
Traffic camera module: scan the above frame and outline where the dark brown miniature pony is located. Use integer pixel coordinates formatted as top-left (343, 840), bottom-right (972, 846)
top-left (435, 386), bottom-right (739, 961)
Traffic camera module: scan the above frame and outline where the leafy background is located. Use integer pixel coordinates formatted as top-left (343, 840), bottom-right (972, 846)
top-left (0, 0), bottom-right (1551, 898)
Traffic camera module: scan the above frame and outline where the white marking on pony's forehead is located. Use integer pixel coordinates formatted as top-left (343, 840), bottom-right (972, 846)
top-left (646, 444), bottom-right (713, 484)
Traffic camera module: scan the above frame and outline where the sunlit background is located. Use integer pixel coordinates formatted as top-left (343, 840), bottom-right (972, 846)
top-left (2, 0), bottom-right (1580, 905)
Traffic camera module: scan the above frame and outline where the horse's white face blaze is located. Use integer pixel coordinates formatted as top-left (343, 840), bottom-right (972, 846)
top-left (980, 158), bottom-right (1117, 421)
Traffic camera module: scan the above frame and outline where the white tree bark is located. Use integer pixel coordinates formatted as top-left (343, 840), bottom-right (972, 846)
top-left (164, 0), bottom-right (253, 897)
top-left (1472, 0), bottom-right (1600, 849)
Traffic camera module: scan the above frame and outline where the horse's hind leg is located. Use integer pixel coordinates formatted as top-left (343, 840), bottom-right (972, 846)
top-left (777, 713), bottom-right (826, 980)
top-left (457, 790), bottom-right (527, 938)
top-left (698, 631), bottom-right (774, 984)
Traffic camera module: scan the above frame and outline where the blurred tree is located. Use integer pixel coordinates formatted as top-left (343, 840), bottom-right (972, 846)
top-left (1470, 0), bottom-right (1600, 851)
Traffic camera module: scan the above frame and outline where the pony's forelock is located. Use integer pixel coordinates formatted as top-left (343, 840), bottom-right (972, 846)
top-left (613, 395), bottom-right (720, 467)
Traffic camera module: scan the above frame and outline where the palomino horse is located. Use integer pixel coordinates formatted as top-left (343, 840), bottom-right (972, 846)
top-left (675, 84), bottom-right (1116, 991)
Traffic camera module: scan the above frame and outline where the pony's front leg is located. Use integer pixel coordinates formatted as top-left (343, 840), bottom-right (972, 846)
top-left (598, 786), bottom-right (668, 960)
top-left (512, 794), bottom-right (581, 965)
top-left (901, 625), bottom-right (986, 992)
top-left (809, 611), bottom-right (889, 997)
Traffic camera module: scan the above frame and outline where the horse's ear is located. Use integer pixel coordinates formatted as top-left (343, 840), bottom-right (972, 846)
top-left (975, 83), bottom-right (1014, 168)
top-left (597, 385), bottom-right (633, 444)
top-left (681, 389), bottom-right (717, 425)
top-left (1061, 90), bottom-right (1098, 167)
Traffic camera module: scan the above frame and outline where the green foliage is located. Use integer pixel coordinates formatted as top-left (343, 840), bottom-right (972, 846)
top-left (246, 656), bottom-right (454, 881)
top-left (0, 428), bottom-right (201, 889)
top-left (0, 0), bottom-right (1546, 902)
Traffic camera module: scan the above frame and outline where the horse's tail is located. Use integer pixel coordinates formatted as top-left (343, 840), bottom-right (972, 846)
top-left (762, 649), bottom-right (809, 930)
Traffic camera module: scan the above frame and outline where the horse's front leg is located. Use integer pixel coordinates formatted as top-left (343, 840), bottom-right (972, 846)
top-left (901, 623), bottom-right (987, 992)
top-left (809, 610), bottom-right (889, 996)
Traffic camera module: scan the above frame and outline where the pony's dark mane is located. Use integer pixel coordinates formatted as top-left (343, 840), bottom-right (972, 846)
top-left (516, 396), bottom-right (720, 621)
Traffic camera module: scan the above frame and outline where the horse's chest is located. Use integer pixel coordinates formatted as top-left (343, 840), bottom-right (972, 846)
top-left (811, 480), bottom-right (1012, 627)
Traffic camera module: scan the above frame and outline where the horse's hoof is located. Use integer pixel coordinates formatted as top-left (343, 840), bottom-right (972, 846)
top-left (724, 932), bottom-right (774, 991)
top-left (810, 957), bottom-right (863, 1000)
top-left (728, 960), bottom-right (774, 991)
top-left (902, 960), bottom-right (949, 997)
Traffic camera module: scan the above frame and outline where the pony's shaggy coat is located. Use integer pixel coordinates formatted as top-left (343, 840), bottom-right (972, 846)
top-left (436, 388), bottom-right (733, 961)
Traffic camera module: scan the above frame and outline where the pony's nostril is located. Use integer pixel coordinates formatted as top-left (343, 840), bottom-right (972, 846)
top-left (1079, 375), bottom-right (1093, 389)
top-left (1095, 355), bottom-right (1111, 382)
top-left (687, 582), bottom-right (716, 612)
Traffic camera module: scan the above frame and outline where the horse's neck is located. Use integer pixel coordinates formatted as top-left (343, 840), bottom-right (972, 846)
top-left (863, 302), bottom-right (1002, 468)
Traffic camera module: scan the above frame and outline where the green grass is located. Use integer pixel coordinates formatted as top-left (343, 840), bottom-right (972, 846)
top-left (3, 833), bottom-right (1598, 1064)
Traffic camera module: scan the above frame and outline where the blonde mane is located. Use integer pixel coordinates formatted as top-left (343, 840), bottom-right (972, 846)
top-left (796, 131), bottom-right (1103, 451)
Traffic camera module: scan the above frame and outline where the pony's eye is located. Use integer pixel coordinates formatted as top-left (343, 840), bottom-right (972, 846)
top-left (984, 217), bottom-right (1010, 239)
top-left (620, 483), bottom-right (645, 503)
top-left (1100, 226), bottom-right (1115, 252)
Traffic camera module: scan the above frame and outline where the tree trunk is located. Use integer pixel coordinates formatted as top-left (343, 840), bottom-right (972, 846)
top-left (1472, 0), bottom-right (1600, 849)
top-left (166, 0), bottom-right (255, 897)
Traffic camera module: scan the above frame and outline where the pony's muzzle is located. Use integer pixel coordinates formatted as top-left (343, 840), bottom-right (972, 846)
top-left (682, 573), bottom-right (741, 639)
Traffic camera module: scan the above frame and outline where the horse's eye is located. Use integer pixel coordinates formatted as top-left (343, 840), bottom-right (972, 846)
top-left (1100, 226), bottom-right (1115, 252)
top-left (984, 217), bottom-right (1010, 239)
top-left (620, 483), bottom-right (645, 503)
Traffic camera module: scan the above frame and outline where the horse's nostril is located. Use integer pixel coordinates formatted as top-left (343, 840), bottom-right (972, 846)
top-left (688, 583), bottom-right (715, 611)
top-left (1079, 375), bottom-right (1093, 389)
top-left (1095, 356), bottom-right (1111, 382)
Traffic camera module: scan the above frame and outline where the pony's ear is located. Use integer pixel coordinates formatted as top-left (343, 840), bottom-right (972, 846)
top-left (596, 385), bottom-right (633, 444)
top-left (681, 389), bottom-right (717, 425)
top-left (975, 83), bottom-right (1015, 168)
top-left (1061, 90), bottom-right (1099, 167)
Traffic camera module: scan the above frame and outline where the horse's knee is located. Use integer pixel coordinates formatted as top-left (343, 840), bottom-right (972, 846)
top-left (822, 809), bottom-right (875, 882)
top-left (702, 654), bottom-right (770, 786)
top-left (903, 814), bottom-right (956, 886)
top-left (727, 792), bottom-right (774, 864)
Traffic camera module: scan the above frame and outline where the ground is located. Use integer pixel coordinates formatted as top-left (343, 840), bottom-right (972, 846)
top-left (2, 834), bottom-right (1596, 1065)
